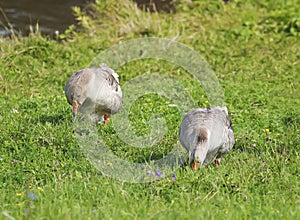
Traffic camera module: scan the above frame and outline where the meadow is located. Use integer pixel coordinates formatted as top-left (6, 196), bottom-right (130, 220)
top-left (0, 0), bottom-right (299, 219)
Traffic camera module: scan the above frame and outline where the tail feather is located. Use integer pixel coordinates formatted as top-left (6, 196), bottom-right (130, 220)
top-left (192, 128), bottom-right (209, 164)
top-left (197, 128), bottom-right (208, 143)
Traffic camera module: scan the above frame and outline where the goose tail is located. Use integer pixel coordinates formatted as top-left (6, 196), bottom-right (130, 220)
top-left (190, 128), bottom-right (209, 170)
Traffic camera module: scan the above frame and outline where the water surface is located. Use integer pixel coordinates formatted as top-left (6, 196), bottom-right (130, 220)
top-left (0, 0), bottom-right (88, 35)
top-left (0, 0), bottom-right (174, 36)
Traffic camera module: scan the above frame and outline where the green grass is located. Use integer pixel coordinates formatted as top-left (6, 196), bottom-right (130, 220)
top-left (1, 0), bottom-right (300, 219)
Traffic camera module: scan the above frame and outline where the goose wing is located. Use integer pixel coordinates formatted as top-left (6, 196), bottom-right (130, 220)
top-left (87, 64), bottom-right (122, 115)
top-left (64, 68), bottom-right (93, 106)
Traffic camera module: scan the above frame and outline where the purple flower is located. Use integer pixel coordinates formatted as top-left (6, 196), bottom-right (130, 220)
top-left (146, 170), bottom-right (151, 176)
top-left (172, 173), bottom-right (176, 180)
top-left (28, 193), bottom-right (36, 200)
top-left (155, 170), bottom-right (162, 178)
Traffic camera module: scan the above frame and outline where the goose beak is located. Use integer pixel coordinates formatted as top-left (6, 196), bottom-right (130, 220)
top-left (191, 161), bottom-right (201, 171)
top-left (104, 114), bottom-right (110, 124)
top-left (72, 101), bottom-right (80, 117)
top-left (214, 159), bottom-right (221, 167)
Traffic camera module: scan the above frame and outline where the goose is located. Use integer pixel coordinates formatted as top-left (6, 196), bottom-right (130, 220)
top-left (179, 107), bottom-right (234, 170)
top-left (64, 63), bottom-right (122, 123)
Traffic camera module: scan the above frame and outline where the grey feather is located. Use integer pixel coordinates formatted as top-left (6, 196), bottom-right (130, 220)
top-left (64, 63), bottom-right (122, 116)
top-left (179, 107), bottom-right (234, 166)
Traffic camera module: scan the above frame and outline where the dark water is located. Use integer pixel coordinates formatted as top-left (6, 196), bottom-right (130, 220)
top-left (0, 0), bottom-right (174, 36)
top-left (0, 0), bottom-right (88, 35)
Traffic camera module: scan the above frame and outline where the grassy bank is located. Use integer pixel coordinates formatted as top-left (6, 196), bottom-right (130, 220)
top-left (1, 0), bottom-right (299, 219)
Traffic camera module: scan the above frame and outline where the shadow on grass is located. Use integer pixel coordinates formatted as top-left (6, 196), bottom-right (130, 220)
top-left (282, 115), bottom-right (300, 127)
top-left (38, 114), bottom-right (67, 125)
top-left (233, 139), bottom-right (261, 155)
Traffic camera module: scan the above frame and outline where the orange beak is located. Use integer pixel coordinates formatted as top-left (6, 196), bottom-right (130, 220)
top-left (191, 161), bottom-right (201, 171)
top-left (104, 114), bottom-right (110, 124)
top-left (72, 101), bottom-right (79, 117)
